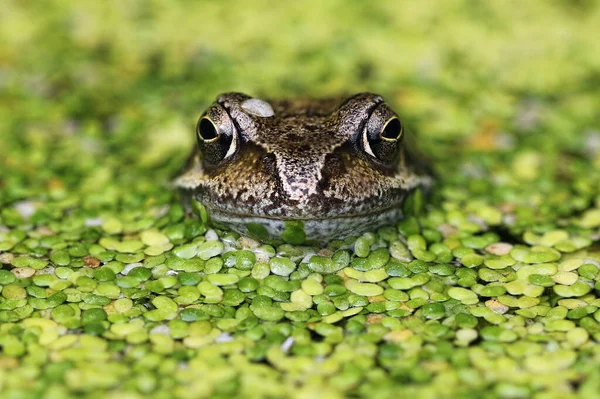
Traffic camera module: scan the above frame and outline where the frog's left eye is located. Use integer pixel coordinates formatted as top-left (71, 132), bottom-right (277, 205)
top-left (379, 117), bottom-right (403, 141)
top-left (362, 105), bottom-right (404, 163)
top-left (196, 107), bottom-right (238, 164)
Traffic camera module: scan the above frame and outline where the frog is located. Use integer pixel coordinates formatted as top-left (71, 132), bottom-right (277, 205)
top-left (175, 92), bottom-right (432, 243)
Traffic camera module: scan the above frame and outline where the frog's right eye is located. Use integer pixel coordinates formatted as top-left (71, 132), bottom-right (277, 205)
top-left (196, 109), bottom-right (238, 164)
top-left (360, 103), bottom-right (403, 164)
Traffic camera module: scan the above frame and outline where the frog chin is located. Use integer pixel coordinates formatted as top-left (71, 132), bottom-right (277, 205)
top-left (203, 204), bottom-right (405, 242)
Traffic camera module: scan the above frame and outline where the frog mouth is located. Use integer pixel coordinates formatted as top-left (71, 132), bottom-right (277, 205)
top-left (179, 181), bottom-right (427, 240)
top-left (191, 184), bottom-right (421, 225)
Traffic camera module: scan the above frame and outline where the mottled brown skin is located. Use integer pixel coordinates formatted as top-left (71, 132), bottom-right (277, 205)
top-left (175, 92), bottom-right (431, 240)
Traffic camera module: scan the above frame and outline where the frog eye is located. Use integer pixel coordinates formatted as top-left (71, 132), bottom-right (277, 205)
top-left (197, 117), bottom-right (220, 142)
top-left (362, 105), bottom-right (404, 163)
top-left (379, 117), bottom-right (403, 141)
top-left (196, 111), bottom-right (238, 164)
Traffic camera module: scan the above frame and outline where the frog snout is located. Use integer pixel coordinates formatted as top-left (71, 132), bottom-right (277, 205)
top-left (275, 155), bottom-right (325, 201)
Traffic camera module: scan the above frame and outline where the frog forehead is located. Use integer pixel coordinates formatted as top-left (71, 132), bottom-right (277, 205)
top-left (251, 116), bottom-right (342, 153)
top-left (218, 92), bottom-right (383, 142)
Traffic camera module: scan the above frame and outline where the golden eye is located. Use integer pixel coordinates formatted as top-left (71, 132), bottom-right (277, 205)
top-left (195, 107), bottom-right (238, 165)
top-left (379, 117), bottom-right (403, 141)
top-left (362, 109), bottom-right (404, 164)
top-left (197, 117), bottom-right (220, 142)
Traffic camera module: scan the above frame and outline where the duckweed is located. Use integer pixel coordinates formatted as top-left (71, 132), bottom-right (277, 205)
top-left (269, 257), bottom-right (296, 277)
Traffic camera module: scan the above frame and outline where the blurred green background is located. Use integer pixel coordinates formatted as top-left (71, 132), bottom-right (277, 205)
top-left (2, 0), bottom-right (599, 159)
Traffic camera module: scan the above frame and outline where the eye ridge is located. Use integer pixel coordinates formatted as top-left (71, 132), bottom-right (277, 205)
top-left (197, 116), bottom-right (220, 142)
top-left (379, 117), bottom-right (403, 141)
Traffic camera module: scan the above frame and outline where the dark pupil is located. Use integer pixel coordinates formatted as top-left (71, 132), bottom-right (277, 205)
top-left (381, 118), bottom-right (401, 140)
top-left (199, 119), bottom-right (219, 140)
